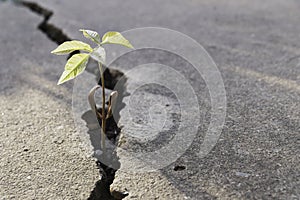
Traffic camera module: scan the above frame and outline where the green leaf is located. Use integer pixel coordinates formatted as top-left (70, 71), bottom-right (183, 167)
top-left (90, 46), bottom-right (106, 64)
top-left (51, 41), bottom-right (93, 55)
top-left (80, 29), bottom-right (101, 44)
top-left (57, 53), bottom-right (90, 85)
top-left (101, 31), bottom-right (134, 49)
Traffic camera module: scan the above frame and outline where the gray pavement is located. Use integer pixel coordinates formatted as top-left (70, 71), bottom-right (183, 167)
top-left (0, 2), bottom-right (98, 199)
top-left (1, 0), bottom-right (300, 199)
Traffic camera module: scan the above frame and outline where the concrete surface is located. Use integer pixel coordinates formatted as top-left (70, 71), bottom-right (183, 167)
top-left (1, 0), bottom-right (300, 199)
top-left (0, 2), bottom-right (98, 199)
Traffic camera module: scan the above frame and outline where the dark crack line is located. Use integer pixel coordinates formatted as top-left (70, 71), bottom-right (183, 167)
top-left (21, 1), bottom-right (69, 44)
top-left (20, 0), bottom-right (80, 58)
top-left (17, 1), bottom-right (127, 199)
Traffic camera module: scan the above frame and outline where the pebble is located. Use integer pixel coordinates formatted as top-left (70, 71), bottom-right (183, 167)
top-left (235, 171), bottom-right (250, 178)
top-left (56, 125), bottom-right (64, 130)
top-left (53, 138), bottom-right (64, 144)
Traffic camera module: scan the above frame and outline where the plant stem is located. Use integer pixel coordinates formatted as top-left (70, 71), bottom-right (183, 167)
top-left (98, 62), bottom-right (106, 152)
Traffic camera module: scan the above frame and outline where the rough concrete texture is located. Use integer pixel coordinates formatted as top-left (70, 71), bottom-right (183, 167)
top-left (0, 2), bottom-right (98, 199)
top-left (1, 0), bottom-right (300, 199)
top-left (111, 171), bottom-right (189, 200)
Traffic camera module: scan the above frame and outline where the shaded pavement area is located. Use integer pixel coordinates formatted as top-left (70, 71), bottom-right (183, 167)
top-left (1, 0), bottom-right (299, 199)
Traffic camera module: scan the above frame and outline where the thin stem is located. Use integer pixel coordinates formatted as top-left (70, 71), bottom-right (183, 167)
top-left (98, 62), bottom-right (106, 152)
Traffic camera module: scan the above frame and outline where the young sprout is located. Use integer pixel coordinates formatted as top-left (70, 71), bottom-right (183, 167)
top-left (51, 29), bottom-right (134, 152)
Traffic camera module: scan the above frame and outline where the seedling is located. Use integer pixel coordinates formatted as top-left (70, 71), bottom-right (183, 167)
top-left (51, 29), bottom-right (134, 152)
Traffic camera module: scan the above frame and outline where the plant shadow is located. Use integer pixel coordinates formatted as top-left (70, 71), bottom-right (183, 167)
top-left (81, 69), bottom-right (128, 200)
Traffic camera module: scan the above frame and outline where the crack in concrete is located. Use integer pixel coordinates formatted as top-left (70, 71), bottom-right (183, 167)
top-left (15, 1), bottom-right (127, 199)
top-left (21, 1), bottom-right (69, 44)
top-left (20, 1), bottom-right (80, 58)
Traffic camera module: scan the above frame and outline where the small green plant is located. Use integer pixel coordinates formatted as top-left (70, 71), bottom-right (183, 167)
top-left (51, 29), bottom-right (134, 152)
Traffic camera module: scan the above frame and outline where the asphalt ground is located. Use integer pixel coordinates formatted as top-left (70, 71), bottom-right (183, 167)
top-left (1, 0), bottom-right (299, 199)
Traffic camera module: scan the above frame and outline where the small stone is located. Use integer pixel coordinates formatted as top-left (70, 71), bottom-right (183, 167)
top-left (235, 171), bottom-right (250, 178)
top-left (56, 125), bottom-right (64, 130)
top-left (95, 149), bottom-right (103, 156)
top-left (53, 138), bottom-right (64, 144)
top-left (110, 190), bottom-right (129, 200)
